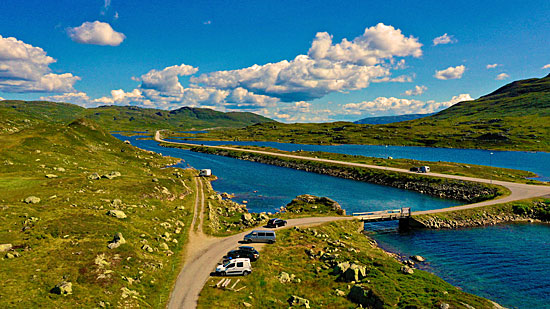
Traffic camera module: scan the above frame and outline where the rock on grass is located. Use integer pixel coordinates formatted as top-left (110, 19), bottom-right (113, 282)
top-left (24, 196), bottom-right (40, 204)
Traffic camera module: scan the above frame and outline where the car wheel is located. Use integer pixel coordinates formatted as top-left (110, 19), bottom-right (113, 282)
top-left (269, 240), bottom-right (275, 244)
top-left (243, 271), bottom-right (250, 276)
top-left (221, 271), bottom-right (226, 276)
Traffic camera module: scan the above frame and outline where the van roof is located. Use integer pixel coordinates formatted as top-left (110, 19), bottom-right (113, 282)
top-left (229, 257), bottom-right (251, 262)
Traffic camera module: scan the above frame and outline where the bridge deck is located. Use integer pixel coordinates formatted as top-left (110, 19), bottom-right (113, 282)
top-left (353, 208), bottom-right (411, 222)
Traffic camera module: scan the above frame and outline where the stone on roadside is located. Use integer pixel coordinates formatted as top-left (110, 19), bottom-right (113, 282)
top-left (50, 281), bottom-right (72, 295)
top-left (0, 244), bottom-right (12, 252)
top-left (107, 232), bottom-right (126, 249)
top-left (24, 196), bottom-right (40, 204)
top-left (106, 210), bottom-right (127, 219)
top-left (288, 295), bottom-right (310, 308)
top-left (45, 174), bottom-right (58, 179)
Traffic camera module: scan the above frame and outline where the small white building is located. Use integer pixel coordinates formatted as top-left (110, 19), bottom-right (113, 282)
top-left (199, 169), bottom-right (212, 177)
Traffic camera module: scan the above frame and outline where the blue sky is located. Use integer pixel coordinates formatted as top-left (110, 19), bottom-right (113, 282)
top-left (1, 0), bottom-right (549, 122)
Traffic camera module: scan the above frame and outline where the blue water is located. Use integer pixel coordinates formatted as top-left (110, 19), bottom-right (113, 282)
top-left (372, 223), bottom-right (550, 308)
top-left (116, 134), bottom-right (460, 213)
top-left (167, 138), bottom-right (550, 181)
top-left (117, 134), bottom-right (550, 308)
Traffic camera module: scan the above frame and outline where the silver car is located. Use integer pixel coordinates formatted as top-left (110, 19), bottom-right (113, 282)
top-left (243, 230), bottom-right (276, 243)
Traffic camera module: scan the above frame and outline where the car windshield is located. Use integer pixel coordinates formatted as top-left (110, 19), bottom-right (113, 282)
top-left (223, 261), bottom-right (233, 267)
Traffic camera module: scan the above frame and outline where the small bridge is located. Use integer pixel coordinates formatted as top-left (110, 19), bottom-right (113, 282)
top-left (353, 207), bottom-right (411, 222)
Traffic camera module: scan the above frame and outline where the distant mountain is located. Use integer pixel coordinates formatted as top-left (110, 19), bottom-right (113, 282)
top-left (0, 100), bottom-right (274, 131)
top-left (354, 113), bottom-right (434, 124)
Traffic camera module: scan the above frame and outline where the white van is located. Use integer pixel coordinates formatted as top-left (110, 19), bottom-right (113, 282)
top-left (215, 258), bottom-right (252, 276)
top-left (199, 169), bottom-right (212, 176)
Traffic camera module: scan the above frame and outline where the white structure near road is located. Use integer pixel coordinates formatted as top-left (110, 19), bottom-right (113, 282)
top-left (199, 169), bottom-right (212, 176)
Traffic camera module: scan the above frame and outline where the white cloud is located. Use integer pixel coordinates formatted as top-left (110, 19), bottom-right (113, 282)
top-left (434, 65), bottom-right (465, 80)
top-left (191, 23), bottom-right (421, 102)
top-left (342, 93), bottom-right (472, 115)
top-left (432, 33), bottom-right (457, 46)
top-left (40, 91), bottom-right (90, 104)
top-left (0, 96), bottom-right (4, 100)
top-left (403, 85), bottom-right (427, 96)
top-left (137, 64), bottom-right (199, 93)
top-left (308, 23), bottom-right (422, 66)
top-left (486, 63), bottom-right (500, 69)
top-left (542, 64), bottom-right (550, 69)
top-left (203, 20), bottom-right (212, 25)
top-left (67, 21), bottom-right (125, 46)
top-left (0, 35), bottom-right (79, 93)
top-left (495, 73), bottom-right (509, 80)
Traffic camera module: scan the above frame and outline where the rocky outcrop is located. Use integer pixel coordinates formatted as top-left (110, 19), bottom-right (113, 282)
top-left (348, 285), bottom-right (384, 309)
top-left (191, 148), bottom-right (499, 203)
top-left (106, 210), bottom-right (127, 219)
top-left (287, 295), bottom-right (311, 308)
top-left (23, 196), bottom-right (40, 204)
top-left (50, 281), bottom-right (72, 295)
top-left (285, 194), bottom-right (345, 215)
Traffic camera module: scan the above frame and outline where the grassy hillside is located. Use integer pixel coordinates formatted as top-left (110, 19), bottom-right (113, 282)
top-left (0, 119), bottom-right (196, 307)
top-left (354, 113), bottom-right (433, 124)
top-left (190, 74), bottom-right (550, 151)
top-left (0, 100), bottom-right (273, 132)
top-left (198, 220), bottom-right (495, 308)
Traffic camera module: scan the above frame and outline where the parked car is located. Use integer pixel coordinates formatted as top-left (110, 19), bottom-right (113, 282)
top-left (224, 246), bottom-right (260, 261)
top-left (267, 218), bottom-right (287, 228)
top-left (409, 166), bottom-right (419, 172)
top-left (243, 230), bottom-right (276, 243)
top-left (215, 258), bottom-right (252, 276)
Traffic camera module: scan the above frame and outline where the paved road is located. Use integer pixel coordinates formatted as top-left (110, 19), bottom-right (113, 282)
top-left (155, 131), bottom-right (550, 216)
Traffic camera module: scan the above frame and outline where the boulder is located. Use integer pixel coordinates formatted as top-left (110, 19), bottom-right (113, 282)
top-left (141, 244), bottom-right (153, 252)
top-left (348, 285), bottom-right (384, 309)
top-left (0, 244), bottom-right (12, 252)
top-left (45, 174), bottom-right (58, 179)
top-left (335, 289), bottom-right (346, 297)
top-left (278, 271), bottom-right (295, 283)
top-left (241, 213), bottom-right (253, 225)
top-left (333, 261), bottom-right (350, 275)
top-left (410, 255), bottom-right (425, 262)
top-left (287, 295), bottom-right (310, 308)
top-left (106, 210), bottom-right (127, 219)
top-left (102, 171), bottom-right (121, 180)
top-left (111, 199), bottom-right (123, 206)
top-left (107, 232), bottom-right (126, 249)
top-left (341, 264), bottom-right (367, 282)
top-left (243, 302), bottom-right (252, 308)
top-left (5, 251), bottom-right (20, 259)
top-left (400, 266), bottom-right (414, 275)
top-left (24, 196), bottom-right (40, 204)
top-left (159, 243), bottom-right (170, 250)
top-left (55, 167), bottom-right (66, 172)
top-left (50, 281), bottom-right (72, 296)
top-left (259, 213), bottom-right (270, 221)
top-left (88, 173), bottom-right (101, 180)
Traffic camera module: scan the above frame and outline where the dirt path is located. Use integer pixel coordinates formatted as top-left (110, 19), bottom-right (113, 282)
top-left (155, 131), bottom-right (550, 216)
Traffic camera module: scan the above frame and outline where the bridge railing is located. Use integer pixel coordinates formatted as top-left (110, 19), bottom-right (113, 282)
top-left (352, 207), bottom-right (411, 220)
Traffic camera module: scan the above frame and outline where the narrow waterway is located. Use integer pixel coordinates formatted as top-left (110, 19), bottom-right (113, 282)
top-left (117, 134), bottom-right (550, 308)
top-left (167, 138), bottom-right (550, 181)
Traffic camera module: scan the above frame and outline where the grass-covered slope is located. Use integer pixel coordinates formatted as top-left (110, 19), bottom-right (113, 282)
top-left (0, 100), bottom-right (273, 132)
top-left (193, 74), bottom-right (550, 151)
top-left (0, 119), bottom-right (196, 308)
top-left (198, 220), bottom-right (495, 308)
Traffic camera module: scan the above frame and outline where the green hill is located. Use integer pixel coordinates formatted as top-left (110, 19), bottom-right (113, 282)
top-left (189, 74), bottom-right (550, 151)
top-left (0, 100), bottom-right (273, 132)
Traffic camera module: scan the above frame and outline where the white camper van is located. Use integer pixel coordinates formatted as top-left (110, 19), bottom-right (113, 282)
top-left (199, 169), bottom-right (211, 176)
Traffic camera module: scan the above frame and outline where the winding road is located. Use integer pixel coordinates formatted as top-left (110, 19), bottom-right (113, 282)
top-left (158, 130), bottom-right (550, 308)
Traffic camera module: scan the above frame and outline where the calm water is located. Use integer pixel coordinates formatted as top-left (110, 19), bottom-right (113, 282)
top-left (117, 134), bottom-right (550, 308)
top-left (372, 223), bottom-right (550, 308)
top-left (116, 134), bottom-right (460, 214)
top-left (167, 138), bottom-right (550, 181)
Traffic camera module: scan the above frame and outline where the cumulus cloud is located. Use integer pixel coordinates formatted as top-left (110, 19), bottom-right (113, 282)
top-left (542, 64), bottom-right (550, 69)
top-left (495, 73), bottom-right (509, 80)
top-left (0, 35), bottom-right (79, 93)
top-left (0, 96), bottom-right (4, 100)
top-left (432, 33), bottom-right (457, 46)
top-left (486, 63), bottom-right (500, 69)
top-left (191, 23), bottom-right (421, 102)
top-left (434, 65), bottom-right (465, 80)
top-left (403, 85), bottom-right (427, 96)
top-left (40, 91), bottom-right (90, 104)
top-left (67, 21), bottom-right (126, 46)
top-left (342, 93), bottom-right (472, 116)
top-left (308, 23), bottom-right (422, 65)
top-left (137, 64), bottom-right (199, 93)
top-left (93, 88), bottom-right (143, 105)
